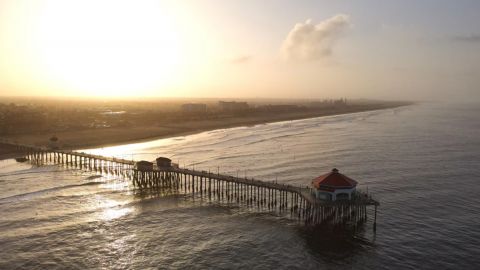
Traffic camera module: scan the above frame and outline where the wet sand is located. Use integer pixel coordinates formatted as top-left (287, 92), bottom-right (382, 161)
top-left (1, 103), bottom-right (411, 152)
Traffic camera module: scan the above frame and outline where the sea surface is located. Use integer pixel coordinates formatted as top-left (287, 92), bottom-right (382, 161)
top-left (1, 103), bottom-right (479, 269)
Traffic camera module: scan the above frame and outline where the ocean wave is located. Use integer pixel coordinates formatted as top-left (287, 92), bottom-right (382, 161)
top-left (0, 182), bottom-right (102, 204)
top-left (0, 167), bottom-right (65, 178)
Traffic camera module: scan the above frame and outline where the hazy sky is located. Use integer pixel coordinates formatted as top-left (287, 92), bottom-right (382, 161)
top-left (0, 0), bottom-right (479, 101)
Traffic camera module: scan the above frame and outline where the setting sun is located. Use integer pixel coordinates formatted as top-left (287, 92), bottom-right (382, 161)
top-left (1, 0), bottom-right (479, 100)
top-left (21, 0), bottom-right (185, 96)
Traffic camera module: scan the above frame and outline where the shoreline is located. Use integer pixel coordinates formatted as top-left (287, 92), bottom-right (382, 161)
top-left (1, 102), bottom-right (413, 153)
top-left (78, 104), bottom-right (411, 150)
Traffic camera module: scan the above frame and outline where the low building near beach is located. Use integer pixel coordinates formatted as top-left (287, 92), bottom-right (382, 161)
top-left (311, 168), bottom-right (357, 201)
top-left (181, 103), bottom-right (207, 113)
top-left (218, 101), bottom-right (249, 111)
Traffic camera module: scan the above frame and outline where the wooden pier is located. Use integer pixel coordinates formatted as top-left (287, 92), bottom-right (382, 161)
top-left (11, 143), bottom-right (379, 230)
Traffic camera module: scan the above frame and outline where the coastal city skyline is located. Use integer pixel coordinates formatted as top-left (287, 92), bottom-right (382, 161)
top-left (1, 0), bottom-right (479, 102)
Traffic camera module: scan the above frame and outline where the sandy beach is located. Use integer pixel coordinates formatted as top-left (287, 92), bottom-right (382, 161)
top-left (1, 102), bottom-right (411, 153)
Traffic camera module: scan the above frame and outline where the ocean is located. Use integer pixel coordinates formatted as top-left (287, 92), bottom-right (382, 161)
top-left (1, 102), bottom-right (479, 269)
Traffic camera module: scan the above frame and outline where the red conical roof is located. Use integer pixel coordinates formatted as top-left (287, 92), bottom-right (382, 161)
top-left (312, 168), bottom-right (358, 190)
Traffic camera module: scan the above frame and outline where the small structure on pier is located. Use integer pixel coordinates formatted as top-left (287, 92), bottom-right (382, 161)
top-left (156, 157), bottom-right (172, 168)
top-left (135, 160), bottom-right (154, 171)
top-left (312, 168), bottom-right (357, 201)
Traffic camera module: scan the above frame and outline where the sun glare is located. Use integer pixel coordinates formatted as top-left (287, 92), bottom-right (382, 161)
top-left (33, 0), bottom-right (184, 96)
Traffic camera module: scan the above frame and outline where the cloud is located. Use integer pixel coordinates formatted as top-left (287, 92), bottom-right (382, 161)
top-left (451, 34), bottom-right (480, 43)
top-left (231, 55), bottom-right (252, 64)
top-left (281, 14), bottom-right (350, 62)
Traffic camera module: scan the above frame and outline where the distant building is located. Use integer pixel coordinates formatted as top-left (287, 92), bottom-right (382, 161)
top-left (259, 104), bottom-right (301, 112)
top-left (309, 98), bottom-right (347, 108)
top-left (311, 168), bottom-right (358, 201)
top-left (218, 101), bottom-right (249, 111)
top-left (181, 103), bottom-right (207, 113)
top-left (334, 98), bottom-right (347, 106)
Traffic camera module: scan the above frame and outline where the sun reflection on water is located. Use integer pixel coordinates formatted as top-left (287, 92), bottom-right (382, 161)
top-left (79, 136), bottom-right (186, 161)
top-left (91, 196), bottom-right (135, 221)
top-left (102, 207), bottom-right (133, 221)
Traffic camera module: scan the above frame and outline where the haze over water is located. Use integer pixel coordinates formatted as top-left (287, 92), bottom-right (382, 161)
top-left (1, 103), bottom-right (480, 269)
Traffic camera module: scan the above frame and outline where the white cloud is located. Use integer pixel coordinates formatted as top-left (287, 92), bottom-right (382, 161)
top-left (281, 14), bottom-right (350, 62)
